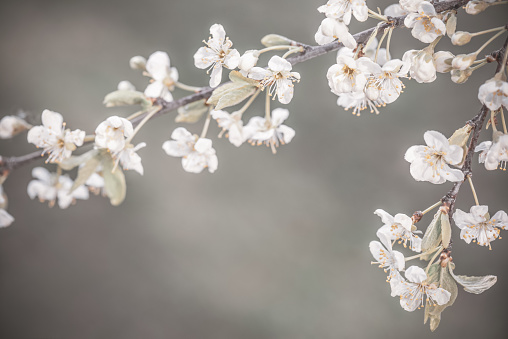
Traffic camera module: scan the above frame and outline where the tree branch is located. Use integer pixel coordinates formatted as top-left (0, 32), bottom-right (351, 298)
top-left (0, 0), bottom-right (471, 175)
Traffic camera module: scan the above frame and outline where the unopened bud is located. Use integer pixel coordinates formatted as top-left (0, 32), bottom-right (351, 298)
top-left (117, 80), bottom-right (136, 91)
top-left (0, 115), bottom-right (32, 139)
top-left (451, 31), bottom-right (472, 46)
top-left (452, 53), bottom-right (477, 71)
top-left (129, 56), bottom-right (147, 70)
top-left (261, 34), bottom-right (292, 47)
top-left (446, 12), bottom-right (457, 37)
top-left (238, 50), bottom-right (260, 75)
top-left (465, 1), bottom-right (489, 15)
top-left (451, 68), bottom-right (473, 84)
top-left (434, 51), bottom-right (455, 73)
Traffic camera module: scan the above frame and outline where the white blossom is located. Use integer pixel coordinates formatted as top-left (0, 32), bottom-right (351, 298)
top-left (434, 51), bottom-right (455, 73)
top-left (27, 167), bottom-right (89, 209)
top-left (375, 209), bottom-right (422, 252)
top-left (370, 230), bottom-right (405, 284)
top-left (452, 53), bottom-right (476, 71)
top-left (327, 55), bottom-right (377, 94)
top-left (27, 110), bottom-right (85, 163)
top-left (0, 115), bottom-right (31, 139)
top-left (336, 90), bottom-right (386, 116)
top-left (118, 80), bottom-right (136, 91)
top-left (314, 18), bottom-right (357, 49)
top-left (194, 24), bottom-right (240, 88)
top-left (317, 0), bottom-right (368, 25)
top-left (162, 127), bottom-right (218, 174)
top-left (465, 0), bottom-right (492, 15)
top-left (238, 50), bottom-right (260, 76)
top-left (118, 142), bottom-right (146, 175)
top-left (338, 37), bottom-right (391, 66)
top-left (211, 110), bottom-right (245, 147)
top-left (365, 59), bottom-right (410, 104)
top-left (0, 185), bottom-right (14, 228)
top-left (244, 108), bottom-right (295, 152)
top-left (384, 3), bottom-right (408, 17)
top-left (478, 77), bottom-right (508, 111)
top-left (129, 55), bottom-right (147, 70)
top-left (453, 205), bottom-right (508, 248)
top-left (475, 133), bottom-right (508, 170)
top-left (392, 266), bottom-right (451, 312)
top-left (144, 51), bottom-right (179, 102)
top-left (404, 2), bottom-right (446, 43)
top-left (405, 130), bottom-right (464, 184)
top-left (399, 0), bottom-right (424, 12)
top-left (403, 49), bottom-right (437, 83)
top-left (248, 56), bottom-right (300, 104)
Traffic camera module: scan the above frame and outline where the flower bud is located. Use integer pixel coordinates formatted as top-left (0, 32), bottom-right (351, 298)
top-left (434, 51), bottom-right (454, 73)
top-left (452, 53), bottom-right (477, 71)
top-left (451, 31), bottom-right (472, 46)
top-left (117, 80), bottom-right (136, 91)
top-left (238, 50), bottom-right (260, 75)
top-left (261, 34), bottom-right (292, 47)
top-left (129, 55), bottom-right (147, 70)
top-left (0, 115), bottom-right (32, 139)
top-left (465, 1), bottom-right (489, 15)
top-left (451, 68), bottom-right (473, 84)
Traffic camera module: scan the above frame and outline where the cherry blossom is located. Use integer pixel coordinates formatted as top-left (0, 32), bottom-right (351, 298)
top-left (404, 130), bottom-right (464, 184)
top-left (453, 205), bottom-right (508, 248)
top-left (144, 51), bottom-right (179, 102)
top-left (0, 185), bottom-right (14, 228)
top-left (194, 24), bottom-right (240, 88)
top-left (375, 209), bottom-right (422, 252)
top-left (475, 133), bottom-right (508, 170)
top-left (336, 90), bottom-right (386, 116)
top-left (248, 56), bottom-right (300, 104)
top-left (162, 127), bottom-right (218, 173)
top-left (314, 18), bottom-right (357, 49)
top-left (317, 0), bottom-right (368, 25)
top-left (365, 59), bottom-right (410, 104)
top-left (0, 115), bottom-right (31, 139)
top-left (370, 230), bottom-right (405, 283)
top-left (404, 1), bottom-right (446, 43)
top-left (211, 110), bottom-right (245, 147)
top-left (392, 266), bottom-right (451, 312)
top-left (338, 37), bottom-right (391, 66)
top-left (238, 50), bottom-right (260, 76)
top-left (27, 110), bottom-right (85, 163)
top-left (327, 55), bottom-right (377, 94)
top-left (243, 108), bottom-right (295, 153)
top-left (478, 77), bottom-right (508, 111)
top-left (403, 49), bottom-right (437, 83)
top-left (27, 167), bottom-right (89, 209)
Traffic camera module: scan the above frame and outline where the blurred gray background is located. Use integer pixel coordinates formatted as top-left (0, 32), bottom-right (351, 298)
top-left (0, 0), bottom-right (507, 338)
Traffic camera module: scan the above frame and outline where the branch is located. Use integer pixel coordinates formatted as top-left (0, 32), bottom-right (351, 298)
top-left (0, 0), bottom-right (470, 175)
top-left (442, 34), bottom-right (508, 216)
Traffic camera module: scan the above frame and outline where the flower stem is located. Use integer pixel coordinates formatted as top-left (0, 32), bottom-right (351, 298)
top-left (258, 45), bottom-right (294, 55)
top-left (471, 26), bottom-right (506, 37)
top-left (501, 108), bottom-right (507, 133)
top-left (470, 61), bottom-right (488, 71)
top-left (175, 82), bottom-right (202, 92)
top-left (237, 89), bottom-right (261, 117)
top-left (374, 28), bottom-right (389, 63)
top-left (282, 46), bottom-right (304, 59)
top-left (467, 176), bottom-right (480, 206)
top-left (126, 106), bottom-right (161, 144)
top-left (200, 108), bottom-right (212, 139)
top-left (83, 135), bottom-right (96, 143)
top-left (491, 110), bottom-right (498, 132)
top-left (474, 29), bottom-right (507, 56)
top-left (422, 201), bottom-right (442, 216)
top-left (126, 109), bottom-right (148, 121)
top-left (385, 27), bottom-right (393, 62)
top-left (265, 90), bottom-right (271, 125)
top-left (367, 8), bottom-right (388, 22)
top-left (405, 246), bottom-right (442, 262)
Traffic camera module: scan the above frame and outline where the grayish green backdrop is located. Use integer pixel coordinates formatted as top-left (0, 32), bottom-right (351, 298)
top-left (0, 0), bottom-right (507, 338)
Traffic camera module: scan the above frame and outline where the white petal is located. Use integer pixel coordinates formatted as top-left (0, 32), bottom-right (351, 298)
top-left (146, 51), bottom-right (170, 81)
top-left (405, 266), bottom-right (427, 284)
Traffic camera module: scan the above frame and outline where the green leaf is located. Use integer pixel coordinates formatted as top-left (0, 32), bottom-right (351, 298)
top-left (449, 267), bottom-right (497, 294)
top-left (229, 70), bottom-right (259, 86)
top-left (206, 71), bottom-right (258, 110)
top-left (175, 99), bottom-right (208, 123)
top-left (101, 153), bottom-right (126, 206)
top-left (422, 211), bottom-right (443, 253)
top-left (441, 212), bottom-right (452, 249)
top-left (70, 153), bottom-right (101, 193)
top-left (425, 264), bottom-right (458, 332)
top-left (215, 85), bottom-right (257, 110)
top-left (429, 313), bottom-right (441, 332)
top-left (59, 149), bottom-right (99, 171)
top-left (103, 90), bottom-right (151, 109)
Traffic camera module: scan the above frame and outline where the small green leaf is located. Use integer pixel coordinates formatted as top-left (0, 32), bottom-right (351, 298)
top-left (215, 85), bottom-right (257, 110)
top-left (229, 70), bottom-right (259, 86)
top-left (441, 213), bottom-right (452, 249)
top-left (70, 153), bottom-right (101, 193)
top-left (449, 267), bottom-right (497, 294)
top-left (101, 153), bottom-right (126, 206)
top-left (103, 90), bottom-right (151, 108)
top-left (206, 72), bottom-right (258, 110)
top-left (429, 313), bottom-right (441, 332)
top-left (422, 210), bottom-right (443, 253)
top-left (425, 264), bottom-right (458, 332)
top-left (206, 83), bottom-right (241, 106)
top-left (175, 99), bottom-right (209, 123)
top-left (59, 149), bottom-right (99, 171)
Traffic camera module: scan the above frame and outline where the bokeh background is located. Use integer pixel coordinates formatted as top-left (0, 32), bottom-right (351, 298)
top-left (0, 0), bottom-right (507, 338)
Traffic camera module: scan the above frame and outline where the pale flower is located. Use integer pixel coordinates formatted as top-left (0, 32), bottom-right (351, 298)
top-left (144, 51), bottom-right (179, 102)
top-left (338, 37), bottom-right (391, 66)
top-left (392, 266), bottom-right (451, 312)
top-left (404, 1), bottom-right (446, 43)
top-left (399, 0), bottom-right (424, 12)
top-left (314, 18), bottom-right (357, 49)
top-left (162, 127), bottom-right (218, 173)
top-left (365, 59), bottom-right (410, 104)
top-left (238, 50), bottom-right (260, 76)
top-left (405, 130), bottom-right (464, 184)
top-left (327, 55), bottom-right (378, 94)
top-left (403, 48), bottom-right (436, 83)
top-left (478, 77), bottom-right (508, 111)
top-left (433, 51), bottom-right (455, 73)
top-left (317, 0), bottom-right (368, 25)
top-left (248, 56), bottom-right (300, 104)
top-left (452, 53), bottom-right (477, 71)
top-left (27, 167), bottom-right (89, 209)
top-left (0, 185), bottom-right (14, 228)
top-left (0, 115), bottom-right (31, 139)
top-left (243, 108), bottom-right (295, 153)
top-left (194, 24), bottom-right (240, 88)
top-left (336, 90), bottom-right (386, 116)
top-left (27, 110), bottom-right (85, 163)
top-left (475, 133), bottom-right (508, 170)
top-left (375, 209), bottom-right (422, 252)
top-left (94, 116), bottom-right (133, 154)
top-left (211, 110), bottom-right (245, 147)
top-left (370, 230), bottom-right (405, 284)
top-left (453, 205), bottom-right (508, 248)
top-left (384, 3), bottom-right (408, 17)
top-left (118, 80), bottom-right (136, 91)
top-left (118, 142), bottom-right (146, 175)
